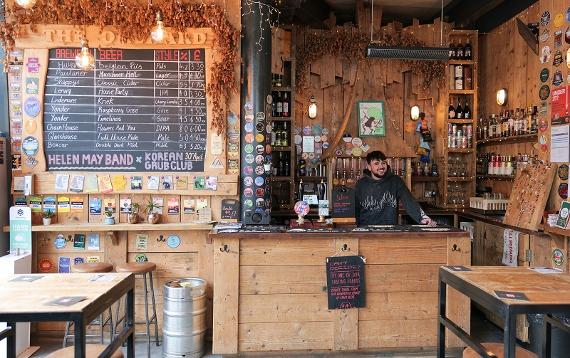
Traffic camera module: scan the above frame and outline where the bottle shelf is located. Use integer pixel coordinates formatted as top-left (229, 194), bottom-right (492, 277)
top-left (411, 176), bottom-right (440, 182)
top-left (447, 148), bottom-right (474, 153)
top-left (476, 133), bottom-right (537, 146)
top-left (271, 176), bottom-right (293, 182)
top-left (477, 175), bottom-right (515, 181)
top-left (448, 119), bottom-right (474, 124)
top-left (272, 146), bottom-right (293, 152)
top-left (447, 177), bottom-right (474, 182)
top-left (271, 86), bottom-right (293, 92)
top-left (268, 116), bottom-right (292, 121)
top-left (449, 60), bottom-right (476, 65)
top-left (298, 176), bottom-right (327, 181)
top-left (449, 90), bottom-right (476, 95)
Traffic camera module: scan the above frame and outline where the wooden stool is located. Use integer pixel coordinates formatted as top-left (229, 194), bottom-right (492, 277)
top-left (63, 263), bottom-right (115, 347)
top-left (46, 344), bottom-right (123, 358)
top-left (115, 262), bottom-right (159, 358)
top-left (71, 262), bottom-right (113, 273)
top-left (463, 342), bottom-right (537, 358)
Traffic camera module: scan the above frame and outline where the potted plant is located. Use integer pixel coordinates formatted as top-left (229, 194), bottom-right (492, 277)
top-left (104, 207), bottom-right (115, 225)
top-left (145, 199), bottom-right (162, 224)
top-left (42, 210), bottom-right (55, 225)
top-left (128, 202), bottom-right (140, 224)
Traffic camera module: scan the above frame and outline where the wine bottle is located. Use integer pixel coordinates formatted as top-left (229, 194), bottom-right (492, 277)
top-left (448, 104), bottom-right (456, 119)
top-left (282, 92), bottom-right (289, 117)
top-left (276, 92), bottom-right (283, 117)
top-left (449, 39), bottom-right (456, 60)
top-left (455, 100), bottom-right (464, 119)
top-left (456, 41), bottom-right (465, 60)
top-left (463, 99), bottom-right (471, 119)
top-left (464, 38), bottom-right (472, 60)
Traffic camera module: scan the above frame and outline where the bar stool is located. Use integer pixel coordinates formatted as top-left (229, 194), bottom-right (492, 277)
top-left (63, 263), bottom-right (114, 348)
top-left (463, 342), bottom-right (537, 358)
top-left (115, 262), bottom-right (159, 357)
top-left (46, 344), bottom-right (123, 358)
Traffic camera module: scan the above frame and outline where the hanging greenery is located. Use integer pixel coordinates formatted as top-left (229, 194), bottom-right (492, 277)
top-left (0, 0), bottom-right (239, 134)
top-left (296, 27), bottom-right (446, 90)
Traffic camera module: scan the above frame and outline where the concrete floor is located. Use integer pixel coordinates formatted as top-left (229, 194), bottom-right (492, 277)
top-left (29, 307), bottom-right (507, 358)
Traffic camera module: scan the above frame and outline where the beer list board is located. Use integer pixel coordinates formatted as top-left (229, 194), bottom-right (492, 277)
top-left (326, 255), bottom-right (365, 309)
top-left (43, 48), bottom-right (207, 171)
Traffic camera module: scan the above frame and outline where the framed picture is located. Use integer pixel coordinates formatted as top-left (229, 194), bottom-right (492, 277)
top-left (358, 101), bottom-right (385, 137)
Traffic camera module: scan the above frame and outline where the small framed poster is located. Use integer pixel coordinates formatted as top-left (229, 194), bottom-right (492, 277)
top-left (358, 101), bottom-right (385, 137)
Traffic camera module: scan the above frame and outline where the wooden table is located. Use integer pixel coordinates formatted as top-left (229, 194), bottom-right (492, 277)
top-left (437, 266), bottom-right (570, 358)
top-left (0, 273), bottom-right (135, 358)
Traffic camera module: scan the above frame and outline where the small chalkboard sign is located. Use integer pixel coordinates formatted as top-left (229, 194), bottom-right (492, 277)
top-left (326, 255), bottom-right (365, 309)
top-left (221, 199), bottom-right (239, 221)
top-left (331, 186), bottom-right (355, 218)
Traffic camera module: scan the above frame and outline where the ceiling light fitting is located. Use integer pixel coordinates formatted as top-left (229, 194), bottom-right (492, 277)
top-left (366, 0), bottom-right (449, 61)
top-left (151, 10), bottom-right (167, 43)
top-left (15, 0), bottom-right (37, 9)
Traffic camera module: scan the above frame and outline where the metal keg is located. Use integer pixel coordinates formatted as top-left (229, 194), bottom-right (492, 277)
top-left (163, 278), bottom-right (207, 358)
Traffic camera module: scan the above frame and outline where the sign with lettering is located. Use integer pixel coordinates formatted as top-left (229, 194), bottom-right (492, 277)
top-left (331, 186), bottom-right (355, 218)
top-left (326, 255), bottom-right (365, 309)
top-left (43, 48), bottom-right (207, 171)
top-left (221, 199), bottom-right (239, 221)
top-left (9, 206), bottom-right (32, 253)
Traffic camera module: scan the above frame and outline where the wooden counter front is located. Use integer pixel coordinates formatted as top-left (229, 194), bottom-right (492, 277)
top-left (211, 228), bottom-right (471, 354)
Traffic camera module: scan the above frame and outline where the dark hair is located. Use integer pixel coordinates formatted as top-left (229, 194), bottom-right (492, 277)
top-left (366, 150), bottom-right (387, 164)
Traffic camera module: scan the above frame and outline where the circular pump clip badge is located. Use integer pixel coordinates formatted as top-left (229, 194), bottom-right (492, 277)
top-left (24, 97), bottom-right (40, 117)
top-left (540, 68), bottom-right (550, 82)
top-left (39, 258), bottom-right (54, 272)
top-left (54, 234), bottom-right (67, 249)
top-left (541, 10), bottom-right (551, 26)
top-left (539, 85), bottom-right (550, 100)
top-left (559, 183), bottom-right (568, 199)
top-left (22, 136), bottom-right (39, 156)
top-left (167, 235), bottom-right (181, 249)
top-left (552, 248), bottom-right (564, 266)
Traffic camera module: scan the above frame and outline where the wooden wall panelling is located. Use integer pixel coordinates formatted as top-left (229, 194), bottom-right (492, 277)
top-left (213, 237), bottom-right (240, 354)
top-left (333, 238), bottom-right (358, 351)
top-left (445, 236), bottom-right (471, 347)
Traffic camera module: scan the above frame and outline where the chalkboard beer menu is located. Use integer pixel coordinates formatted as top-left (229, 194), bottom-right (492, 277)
top-left (43, 48), bottom-right (207, 171)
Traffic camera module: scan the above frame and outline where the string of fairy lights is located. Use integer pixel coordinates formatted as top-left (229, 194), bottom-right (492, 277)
top-left (241, 0), bottom-right (280, 52)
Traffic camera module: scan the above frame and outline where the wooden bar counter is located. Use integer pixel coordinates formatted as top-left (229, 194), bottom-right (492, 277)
top-left (210, 225), bottom-right (471, 354)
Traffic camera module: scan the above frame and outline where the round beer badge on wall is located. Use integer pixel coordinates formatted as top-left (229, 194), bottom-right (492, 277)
top-left (540, 28), bottom-right (550, 42)
top-left (244, 199), bottom-right (253, 208)
top-left (554, 13), bottom-right (564, 28)
top-left (539, 85), bottom-right (550, 100)
top-left (74, 257), bottom-right (84, 265)
top-left (255, 177), bottom-right (264, 187)
top-left (553, 50), bottom-right (563, 66)
top-left (244, 144), bottom-right (254, 154)
top-left (559, 164), bottom-right (569, 180)
top-left (566, 26), bottom-right (570, 44)
top-left (541, 11), bottom-right (551, 26)
top-left (24, 97), bottom-right (40, 117)
top-left (243, 176), bottom-right (253, 187)
top-left (559, 183), bottom-right (568, 199)
top-left (539, 135), bottom-right (547, 145)
top-left (244, 122), bottom-right (254, 133)
top-left (553, 70), bottom-right (564, 86)
top-left (22, 136), bottom-right (39, 156)
top-left (245, 133), bottom-right (254, 143)
top-left (243, 166), bottom-right (253, 175)
top-left (552, 248), bottom-right (564, 266)
top-left (245, 154), bottom-right (254, 164)
top-left (539, 119), bottom-right (548, 132)
top-left (541, 46), bottom-right (551, 64)
top-left (39, 258), bottom-right (54, 273)
top-left (167, 235), bottom-right (181, 249)
top-left (54, 234), bottom-right (66, 249)
top-left (540, 68), bottom-right (549, 82)
top-left (244, 188), bottom-right (253, 198)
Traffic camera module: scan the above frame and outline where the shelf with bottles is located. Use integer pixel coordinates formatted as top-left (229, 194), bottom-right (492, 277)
top-left (476, 106), bottom-right (539, 144)
top-left (297, 176), bottom-right (327, 181)
top-left (269, 90), bottom-right (293, 119)
top-left (270, 121), bottom-right (291, 148)
top-left (447, 155), bottom-right (471, 177)
top-left (272, 151), bottom-right (292, 177)
top-left (445, 181), bottom-right (471, 207)
top-left (476, 153), bottom-right (536, 179)
top-left (411, 176), bottom-right (440, 182)
top-left (447, 177), bottom-right (474, 182)
top-left (476, 133), bottom-right (538, 146)
top-left (477, 175), bottom-right (515, 181)
top-left (448, 119), bottom-right (474, 125)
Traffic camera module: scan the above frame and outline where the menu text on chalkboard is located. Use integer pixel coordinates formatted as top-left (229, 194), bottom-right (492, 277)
top-left (326, 255), bottom-right (365, 309)
top-left (331, 187), bottom-right (355, 218)
top-left (43, 48), bottom-right (207, 172)
top-left (221, 199), bottom-right (239, 221)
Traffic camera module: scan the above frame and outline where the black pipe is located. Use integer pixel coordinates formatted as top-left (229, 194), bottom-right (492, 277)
top-left (240, 0), bottom-right (272, 224)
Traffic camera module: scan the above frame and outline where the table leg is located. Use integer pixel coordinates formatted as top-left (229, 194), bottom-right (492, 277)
top-left (542, 314), bottom-right (552, 358)
top-left (503, 312), bottom-right (516, 358)
top-left (73, 317), bottom-right (85, 358)
top-left (437, 278), bottom-right (447, 358)
top-left (127, 287), bottom-right (135, 358)
top-left (6, 322), bottom-right (16, 358)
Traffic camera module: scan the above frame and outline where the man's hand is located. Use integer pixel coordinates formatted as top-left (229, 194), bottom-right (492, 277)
top-left (420, 216), bottom-right (437, 227)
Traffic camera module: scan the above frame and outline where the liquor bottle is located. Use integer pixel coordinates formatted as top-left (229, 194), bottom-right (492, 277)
top-left (454, 64), bottom-right (463, 90)
top-left (449, 40), bottom-right (457, 60)
top-left (281, 121), bottom-right (289, 146)
top-left (464, 66), bottom-right (472, 90)
top-left (270, 122), bottom-right (276, 146)
top-left (455, 100), bottom-right (464, 119)
top-left (464, 38), bottom-right (472, 60)
top-left (282, 92), bottom-right (290, 117)
top-left (448, 103), bottom-right (456, 119)
top-left (276, 92), bottom-right (283, 117)
top-left (463, 99), bottom-right (471, 119)
top-left (271, 91), bottom-right (278, 117)
top-left (456, 41), bottom-right (465, 60)
top-left (284, 153), bottom-right (290, 176)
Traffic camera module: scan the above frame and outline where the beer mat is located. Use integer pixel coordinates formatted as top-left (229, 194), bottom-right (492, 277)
top-left (46, 296), bottom-right (87, 306)
top-left (10, 275), bottom-right (44, 282)
top-left (529, 267), bottom-right (564, 274)
top-left (445, 265), bottom-right (472, 272)
top-left (494, 291), bottom-right (529, 301)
